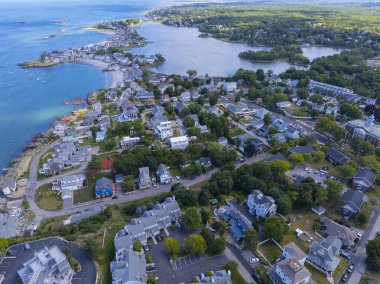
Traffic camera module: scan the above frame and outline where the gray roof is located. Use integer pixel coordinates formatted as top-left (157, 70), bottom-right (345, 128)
top-left (110, 250), bottom-right (147, 284)
top-left (289, 146), bottom-right (315, 155)
top-left (156, 163), bottom-right (170, 177)
top-left (189, 270), bottom-right (232, 284)
top-left (326, 148), bottom-right (350, 164)
top-left (1, 179), bottom-right (16, 189)
top-left (250, 190), bottom-right (276, 210)
top-left (342, 190), bottom-right (364, 213)
top-left (320, 218), bottom-right (357, 248)
top-left (272, 259), bottom-right (311, 284)
top-left (265, 153), bottom-right (287, 163)
top-left (283, 242), bottom-right (306, 262)
top-left (307, 236), bottom-right (342, 272)
top-left (139, 167), bottom-right (150, 181)
top-left (353, 168), bottom-right (376, 187)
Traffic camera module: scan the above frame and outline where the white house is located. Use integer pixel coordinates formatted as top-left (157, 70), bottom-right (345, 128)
top-left (223, 82), bottom-right (237, 92)
top-left (247, 190), bottom-right (277, 219)
top-left (53, 121), bottom-right (68, 136)
top-left (54, 174), bottom-right (86, 192)
top-left (179, 91), bottom-right (191, 102)
top-left (169, 136), bottom-right (189, 150)
top-left (1, 179), bottom-right (16, 196)
top-left (156, 163), bottom-right (172, 184)
top-left (120, 136), bottom-right (140, 149)
top-left (155, 121), bottom-right (173, 140)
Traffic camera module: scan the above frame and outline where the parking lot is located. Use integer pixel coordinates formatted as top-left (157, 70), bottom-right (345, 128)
top-left (287, 166), bottom-right (328, 185)
top-left (0, 237), bottom-right (96, 284)
top-left (172, 253), bottom-right (206, 270)
top-left (147, 227), bottom-right (229, 284)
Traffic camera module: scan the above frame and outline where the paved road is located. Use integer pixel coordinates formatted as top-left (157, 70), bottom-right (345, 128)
top-left (26, 145), bottom-right (270, 219)
top-left (225, 243), bottom-right (256, 283)
top-left (349, 196), bottom-right (380, 284)
top-left (0, 237), bottom-right (96, 284)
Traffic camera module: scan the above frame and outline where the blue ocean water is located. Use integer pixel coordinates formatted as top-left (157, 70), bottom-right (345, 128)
top-left (0, 0), bottom-right (176, 170)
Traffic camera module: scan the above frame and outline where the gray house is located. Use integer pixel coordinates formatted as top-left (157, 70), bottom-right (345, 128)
top-left (247, 190), bottom-right (277, 219)
top-left (306, 236), bottom-right (343, 276)
top-left (110, 250), bottom-right (147, 284)
top-left (352, 168), bottom-right (376, 191)
top-left (156, 163), bottom-right (172, 184)
top-left (138, 167), bottom-right (151, 189)
top-left (342, 190), bottom-right (364, 216)
top-left (319, 217), bottom-right (357, 249)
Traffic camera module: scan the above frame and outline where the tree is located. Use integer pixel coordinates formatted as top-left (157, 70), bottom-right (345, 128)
top-left (264, 113), bottom-right (271, 125)
top-left (22, 200), bottom-right (29, 209)
top-left (313, 151), bottom-right (325, 162)
top-left (263, 216), bottom-right (288, 242)
top-left (351, 136), bottom-right (375, 156)
top-left (367, 238), bottom-right (380, 271)
top-left (148, 275), bottom-right (157, 284)
top-left (184, 234), bottom-right (207, 254)
top-left (122, 176), bottom-right (134, 193)
top-left (356, 210), bottom-right (371, 225)
top-left (200, 228), bottom-right (215, 245)
top-left (243, 228), bottom-right (257, 249)
top-left (339, 103), bottom-right (362, 119)
top-left (164, 237), bottom-right (180, 258)
top-left (277, 195), bottom-right (293, 214)
top-left (288, 153), bottom-right (304, 165)
top-left (325, 179), bottom-right (344, 200)
top-left (211, 237), bottom-right (226, 255)
top-left (83, 238), bottom-right (100, 260)
top-left (182, 207), bottom-right (202, 231)
top-left (0, 238), bottom-right (8, 255)
top-left (270, 160), bottom-right (291, 176)
top-left (133, 240), bottom-right (142, 252)
top-left (200, 208), bottom-right (211, 224)
top-left (338, 164), bottom-right (356, 180)
top-left (310, 94), bottom-right (324, 105)
top-left (183, 116), bottom-right (195, 128)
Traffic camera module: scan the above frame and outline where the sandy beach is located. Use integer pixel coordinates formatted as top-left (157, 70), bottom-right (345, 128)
top-left (79, 59), bottom-right (124, 88)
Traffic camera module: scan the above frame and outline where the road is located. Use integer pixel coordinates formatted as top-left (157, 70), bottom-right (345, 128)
top-left (26, 143), bottom-right (270, 219)
top-left (348, 196), bottom-right (380, 284)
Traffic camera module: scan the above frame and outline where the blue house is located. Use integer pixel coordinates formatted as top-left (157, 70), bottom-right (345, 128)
top-left (272, 119), bottom-right (288, 132)
top-left (95, 177), bottom-right (114, 198)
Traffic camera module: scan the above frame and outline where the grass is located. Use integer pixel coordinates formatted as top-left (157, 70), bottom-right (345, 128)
top-left (35, 184), bottom-right (63, 211)
top-left (229, 126), bottom-right (246, 137)
top-left (305, 263), bottom-right (329, 284)
top-left (170, 167), bottom-right (181, 177)
top-left (257, 240), bottom-right (282, 264)
top-left (333, 256), bottom-right (349, 283)
top-left (230, 269), bottom-right (248, 284)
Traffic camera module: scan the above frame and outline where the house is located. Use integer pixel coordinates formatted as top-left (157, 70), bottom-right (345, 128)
top-left (1, 179), bottom-right (16, 196)
top-left (319, 218), bottom-right (357, 249)
top-left (255, 108), bottom-right (270, 120)
top-left (196, 157), bottom-right (212, 167)
top-left (276, 101), bottom-right (292, 109)
top-left (120, 136), bottom-right (140, 149)
top-left (223, 82), bottom-right (237, 92)
top-left (326, 106), bottom-right (338, 116)
top-left (17, 245), bottom-right (73, 284)
top-left (284, 126), bottom-right (300, 140)
top-left (227, 103), bottom-right (249, 116)
top-left (346, 115), bottom-right (380, 147)
top-left (158, 83), bottom-right (173, 94)
top-left (311, 206), bottom-right (326, 216)
top-left (135, 89), bottom-right (154, 99)
top-left (244, 139), bottom-right (263, 156)
top-left (179, 91), bottom-right (191, 102)
top-left (190, 270), bottom-right (232, 284)
top-left (269, 259), bottom-right (311, 284)
top-left (342, 190), bottom-right (364, 216)
top-left (154, 121), bottom-right (173, 140)
top-left (352, 168), bottom-right (376, 191)
top-left (289, 146), bottom-right (315, 155)
top-left (110, 251), bottom-right (147, 284)
top-left (191, 90), bottom-right (200, 101)
top-left (138, 167), bottom-right (151, 189)
top-left (272, 119), bottom-right (288, 132)
top-left (63, 207), bottom-right (102, 225)
top-left (169, 136), bottom-right (189, 150)
top-left (235, 133), bottom-right (253, 150)
top-left (95, 177), bottom-right (114, 198)
top-left (96, 131), bottom-right (106, 143)
top-left (257, 125), bottom-right (270, 137)
top-left (217, 137), bottom-right (229, 148)
top-left (156, 163), bottom-right (172, 184)
top-left (145, 98), bottom-right (155, 107)
top-left (306, 236), bottom-right (343, 276)
top-left (113, 197), bottom-right (181, 253)
top-left (248, 119), bottom-right (265, 131)
top-left (160, 94), bottom-right (170, 104)
top-left (54, 174), bottom-right (86, 192)
top-left (247, 190), bottom-right (277, 219)
top-left (326, 148), bottom-right (350, 166)
top-left (119, 103), bottom-right (138, 122)
top-left (53, 121), bottom-right (68, 136)
top-left (215, 201), bottom-right (253, 240)
top-left (105, 90), bottom-right (118, 101)
top-left (92, 101), bottom-right (102, 114)
top-left (273, 133), bottom-right (286, 143)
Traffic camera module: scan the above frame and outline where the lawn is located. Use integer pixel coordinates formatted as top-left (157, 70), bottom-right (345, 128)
top-left (333, 256), bottom-right (349, 283)
top-left (35, 183), bottom-right (63, 211)
top-left (257, 240), bottom-right (283, 264)
top-left (229, 126), bottom-right (246, 137)
top-left (305, 263), bottom-right (329, 284)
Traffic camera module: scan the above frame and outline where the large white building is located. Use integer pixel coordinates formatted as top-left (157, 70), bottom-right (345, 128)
top-left (247, 190), bottom-right (277, 219)
top-left (169, 136), bottom-right (189, 150)
top-left (154, 121), bottom-right (173, 140)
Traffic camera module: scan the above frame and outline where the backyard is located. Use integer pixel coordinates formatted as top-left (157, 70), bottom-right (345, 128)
top-left (257, 239), bottom-right (283, 265)
top-left (35, 183), bottom-right (63, 211)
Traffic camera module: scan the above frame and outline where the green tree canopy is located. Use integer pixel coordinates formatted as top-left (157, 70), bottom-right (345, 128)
top-left (182, 207), bottom-right (202, 231)
top-left (263, 216), bottom-right (288, 242)
top-left (164, 237), bottom-right (180, 258)
top-left (184, 234), bottom-right (207, 254)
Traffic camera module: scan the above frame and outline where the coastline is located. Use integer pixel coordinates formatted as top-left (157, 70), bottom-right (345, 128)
top-left (78, 58), bottom-right (123, 88)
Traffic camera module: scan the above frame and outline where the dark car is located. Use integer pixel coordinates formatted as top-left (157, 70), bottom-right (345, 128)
top-left (155, 235), bottom-right (162, 242)
top-left (112, 195), bottom-right (119, 199)
top-left (6, 249), bottom-right (15, 256)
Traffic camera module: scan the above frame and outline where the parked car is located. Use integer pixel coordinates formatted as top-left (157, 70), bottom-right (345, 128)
top-left (112, 195), bottom-right (118, 199)
top-left (249, 258), bottom-right (259, 264)
top-left (376, 231), bottom-right (380, 238)
top-left (155, 235), bottom-right (162, 242)
top-left (347, 264), bottom-right (354, 273)
top-left (143, 244), bottom-right (149, 252)
top-left (24, 243), bottom-right (31, 251)
top-left (340, 251), bottom-right (351, 260)
top-left (6, 249), bottom-right (14, 256)
top-left (341, 274), bottom-right (348, 283)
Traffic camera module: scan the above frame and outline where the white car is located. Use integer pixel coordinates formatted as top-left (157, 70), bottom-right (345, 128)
top-left (249, 258), bottom-right (259, 264)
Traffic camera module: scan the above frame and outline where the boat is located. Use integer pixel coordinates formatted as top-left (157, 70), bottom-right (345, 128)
top-left (58, 29), bottom-right (67, 33)
top-left (52, 19), bottom-right (68, 24)
top-left (41, 34), bottom-right (56, 40)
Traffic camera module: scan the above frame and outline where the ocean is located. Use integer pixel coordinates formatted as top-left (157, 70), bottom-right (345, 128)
top-left (0, 0), bottom-right (176, 170)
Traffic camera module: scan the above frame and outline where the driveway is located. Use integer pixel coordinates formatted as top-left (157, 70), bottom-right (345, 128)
top-left (0, 237), bottom-right (96, 284)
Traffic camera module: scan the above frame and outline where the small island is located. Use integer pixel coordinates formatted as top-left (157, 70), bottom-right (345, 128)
top-left (19, 52), bottom-right (63, 68)
top-left (239, 46), bottom-right (310, 66)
